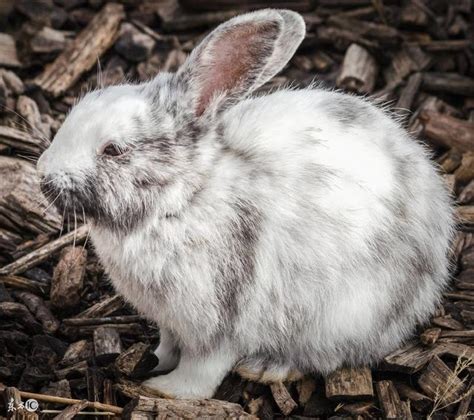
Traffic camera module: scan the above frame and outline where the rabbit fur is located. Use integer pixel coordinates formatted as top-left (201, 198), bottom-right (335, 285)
top-left (37, 9), bottom-right (454, 398)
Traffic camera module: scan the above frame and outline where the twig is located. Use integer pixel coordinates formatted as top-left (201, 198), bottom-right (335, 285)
top-left (0, 225), bottom-right (89, 276)
top-left (0, 384), bottom-right (123, 415)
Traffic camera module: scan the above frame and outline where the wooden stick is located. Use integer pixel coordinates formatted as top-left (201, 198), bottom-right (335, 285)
top-left (0, 385), bottom-right (123, 415)
top-left (419, 111), bottom-right (474, 153)
top-left (63, 315), bottom-right (141, 326)
top-left (0, 225), bottom-right (89, 276)
top-left (33, 3), bottom-right (125, 97)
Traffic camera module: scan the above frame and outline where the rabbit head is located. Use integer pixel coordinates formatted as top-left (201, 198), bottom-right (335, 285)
top-left (37, 9), bottom-right (305, 231)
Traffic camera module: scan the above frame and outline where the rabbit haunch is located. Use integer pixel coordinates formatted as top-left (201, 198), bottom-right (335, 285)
top-left (37, 9), bottom-right (454, 399)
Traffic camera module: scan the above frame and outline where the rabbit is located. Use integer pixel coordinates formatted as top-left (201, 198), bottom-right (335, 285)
top-left (36, 9), bottom-right (455, 399)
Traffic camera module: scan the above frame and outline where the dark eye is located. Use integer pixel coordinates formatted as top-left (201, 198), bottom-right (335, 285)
top-left (101, 142), bottom-right (128, 157)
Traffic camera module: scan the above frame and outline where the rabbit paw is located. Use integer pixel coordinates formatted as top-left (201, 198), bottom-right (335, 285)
top-left (141, 370), bottom-right (217, 399)
top-left (142, 344), bottom-right (237, 399)
top-left (153, 329), bottom-right (179, 373)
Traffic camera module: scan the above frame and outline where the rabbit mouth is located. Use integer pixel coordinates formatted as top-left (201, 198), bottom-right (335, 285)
top-left (39, 174), bottom-right (91, 220)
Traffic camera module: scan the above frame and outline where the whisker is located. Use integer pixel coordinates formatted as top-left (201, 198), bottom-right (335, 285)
top-left (0, 104), bottom-right (50, 146)
top-left (58, 200), bottom-right (67, 239)
top-left (42, 192), bottom-right (61, 215)
top-left (73, 202), bottom-right (78, 248)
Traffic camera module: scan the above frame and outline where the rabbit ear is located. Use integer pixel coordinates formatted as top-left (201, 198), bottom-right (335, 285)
top-left (176, 9), bottom-right (305, 116)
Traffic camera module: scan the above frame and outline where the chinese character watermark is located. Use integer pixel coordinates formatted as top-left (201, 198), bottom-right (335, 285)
top-left (7, 398), bottom-right (39, 412)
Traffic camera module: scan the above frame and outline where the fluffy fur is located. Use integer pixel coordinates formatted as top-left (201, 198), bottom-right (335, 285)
top-left (37, 9), bottom-right (454, 398)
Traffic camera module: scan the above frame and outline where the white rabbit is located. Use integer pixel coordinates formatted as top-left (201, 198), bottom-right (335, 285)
top-left (37, 9), bottom-right (454, 399)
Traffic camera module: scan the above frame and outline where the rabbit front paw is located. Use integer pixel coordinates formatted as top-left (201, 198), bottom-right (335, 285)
top-left (153, 329), bottom-right (179, 373)
top-left (143, 344), bottom-right (238, 399)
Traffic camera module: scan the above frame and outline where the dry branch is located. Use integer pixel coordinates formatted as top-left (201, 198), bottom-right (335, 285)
top-left (0, 225), bottom-right (89, 276)
top-left (33, 3), bottom-right (125, 97)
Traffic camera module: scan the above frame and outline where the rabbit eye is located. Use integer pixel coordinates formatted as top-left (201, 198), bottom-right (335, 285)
top-left (101, 142), bottom-right (128, 157)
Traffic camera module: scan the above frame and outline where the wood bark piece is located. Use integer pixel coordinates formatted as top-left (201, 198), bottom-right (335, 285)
top-left (0, 126), bottom-right (44, 156)
top-left (0, 301), bottom-right (42, 333)
top-left (0, 225), bottom-right (89, 276)
top-left (63, 315), bottom-right (141, 326)
top-left (74, 294), bottom-right (123, 318)
top-left (420, 328), bottom-right (442, 346)
top-left (432, 315), bottom-right (464, 330)
top-left (0, 157), bottom-right (62, 236)
top-left (122, 395), bottom-right (256, 420)
top-left (455, 152), bottom-right (474, 184)
top-left (419, 111), bottom-right (474, 153)
top-left (53, 399), bottom-right (88, 420)
top-left (375, 380), bottom-right (405, 420)
top-left (418, 39), bottom-right (472, 52)
top-left (395, 383), bottom-right (431, 411)
top-left (0, 275), bottom-right (47, 295)
top-left (336, 43), bottom-right (378, 94)
top-left (93, 326), bottom-right (123, 364)
top-left (422, 72), bottom-right (474, 96)
top-left (180, 0), bottom-right (315, 12)
top-left (457, 206), bottom-right (474, 225)
top-left (418, 356), bottom-right (465, 406)
top-left (456, 379), bottom-right (473, 419)
top-left (14, 290), bottom-right (60, 334)
top-left (384, 45), bottom-right (431, 86)
top-left (0, 69), bottom-right (24, 95)
top-left (328, 16), bottom-right (399, 41)
top-left (0, 33), bottom-right (21, 67)
top-left (459, 179), bottom-right (474, 204)
top-left (13, 233), bottom-right (52, 260)
top-left (115, 23), bottom-right (155, 62)
top-left (51, 246), bottom-right (87, 309)
top-left (33, 3), bottom-right (125, 97)
top-left (383, 342), bottom-right (434, 373)
top-left (297, 376), bottom-right (316, 405)
top-left (16, 95), bottom-right (49, 142)
top-left (30, 27), bottom-right (68, 54)
top-left (55, 361), bottom-right (88, 380)
top-left (269, 381), bottom-right (297, 415)
top-left (325, 367), bottom-right (373, 400)
top-left (396, 72), bottom-right (422, 111)
top-left (60, 339), bottom-right (94, 367)
top-left (156, 0), bottom-right (238, 32)
top-left (69, 323), bottom-right (142, 337)
top-left (115, 342), bottom-right (158, 378)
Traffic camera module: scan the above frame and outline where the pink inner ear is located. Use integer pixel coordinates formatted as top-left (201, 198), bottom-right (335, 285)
top-left (196, 21), bottom-right (279, 116)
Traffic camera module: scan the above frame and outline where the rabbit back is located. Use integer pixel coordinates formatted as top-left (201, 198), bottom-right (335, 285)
top-left (215, 87), bottom-right (454, 370)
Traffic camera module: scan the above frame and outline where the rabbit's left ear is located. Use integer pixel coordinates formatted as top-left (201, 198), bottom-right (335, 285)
top-left (175, 9), bottom-right (305, 116)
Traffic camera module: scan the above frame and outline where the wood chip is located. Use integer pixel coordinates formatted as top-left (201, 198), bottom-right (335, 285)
top-left (14, 290), bottom-right (60, 334)
top-left (0, 33), bottom-right (21, 67)
top-left (270, 381), bottom-right (298, 416)
top-left (375, 380), bottom-right (406, 419)
top-left (0, 225), bottom-right (89, 276)
top-left (122, 395), bottom-right (256, 419)
top-left (325, 367), bottom-right (373, 400)
top-left (422, 72), bottom-right (474, 96)
top-left (51, 246), bottom-right (87, 309)
top-left (420, 327), bottom-right (442, 346)
top-left (53, 399), bottom-right (88, 420)
top-left (33, 3), bottom-right (125, 97)
top-left (336, 43), bottom-right (378, 93)
top-left (419, 111), bottom-right (474, 153)
top-left (115, 342), bottom-right (158, 378)
top-left (93, 326), bottom-right (123, 365)
top-left (418, 356), bottom-right (465, 406)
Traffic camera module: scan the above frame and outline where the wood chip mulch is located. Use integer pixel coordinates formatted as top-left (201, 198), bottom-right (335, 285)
top-left (0, 0), bottom-right (473, 418)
